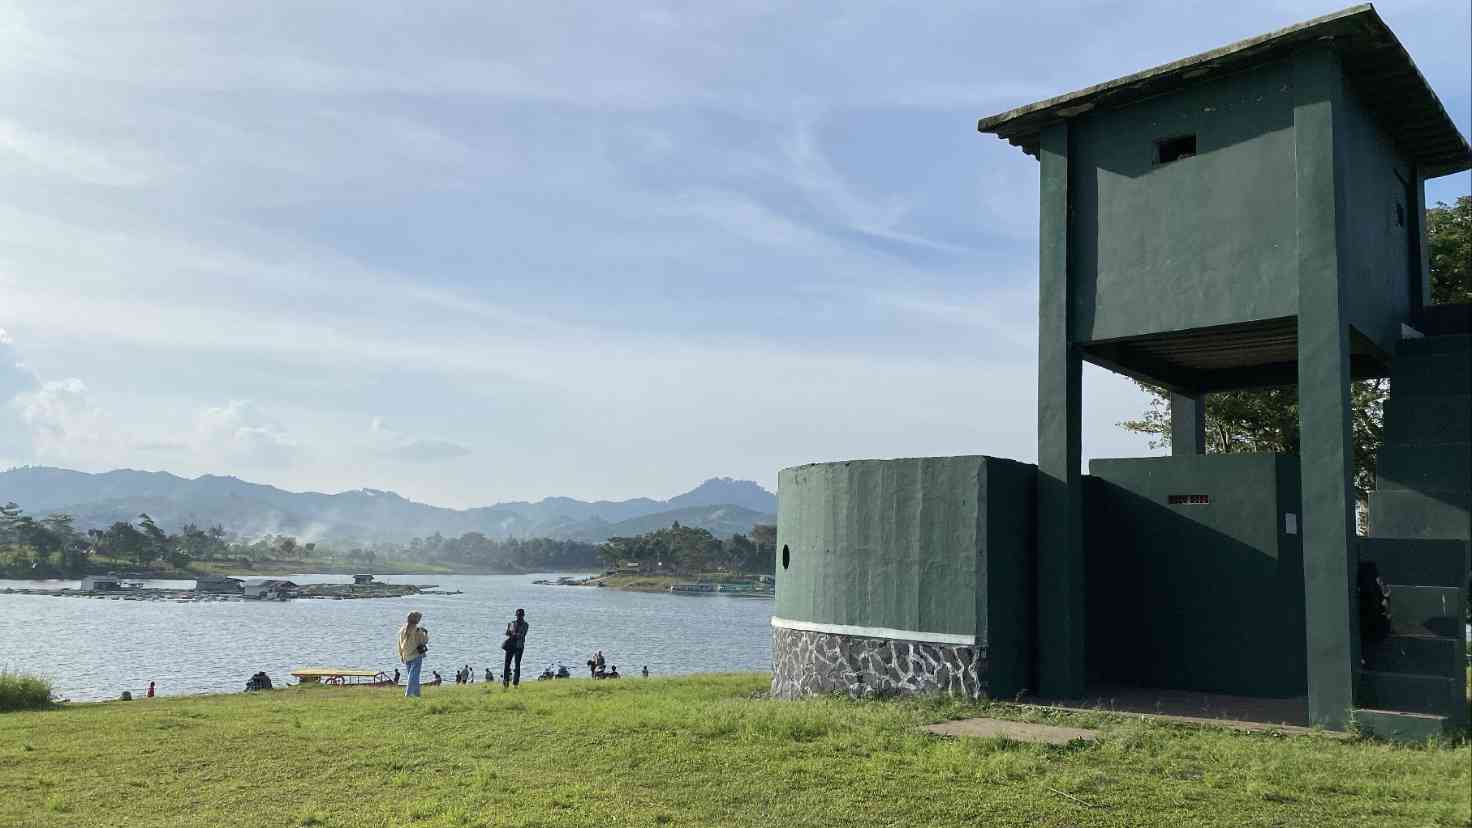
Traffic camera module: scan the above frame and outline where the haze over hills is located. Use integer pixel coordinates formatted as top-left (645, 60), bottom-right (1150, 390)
top-left (0, 467), bottom-right (776, 545)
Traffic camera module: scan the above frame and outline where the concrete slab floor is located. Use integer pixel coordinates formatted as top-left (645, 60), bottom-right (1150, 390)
top-left (1018, 684), bottom-right (1349, 738)
top-left (924, 718), bottom-right (1098, 745)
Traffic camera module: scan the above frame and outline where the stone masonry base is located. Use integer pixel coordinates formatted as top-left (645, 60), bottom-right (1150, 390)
top-left (770, 626), bottom-right (987, 700)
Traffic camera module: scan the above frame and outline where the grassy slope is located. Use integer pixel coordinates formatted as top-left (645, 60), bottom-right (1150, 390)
top-left (1, 675), bottom-right (1467, 828)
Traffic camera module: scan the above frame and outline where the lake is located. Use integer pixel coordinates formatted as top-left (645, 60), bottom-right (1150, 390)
top-left (1, 573), bottom-right (774, 701)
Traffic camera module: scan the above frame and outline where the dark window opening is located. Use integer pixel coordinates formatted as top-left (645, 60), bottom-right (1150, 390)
top-left (1155, 134), bottom-right (1197, 164)
top-left (781, 544), bottom-right (790, 569)
top-left (1394, 202), bottom-right (1405, 228)
top-left (1168, 494), bottom-right (1211, 505)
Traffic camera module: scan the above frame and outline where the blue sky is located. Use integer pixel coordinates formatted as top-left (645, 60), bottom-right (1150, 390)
top-left (1, 1), bottom-right (1467, 507)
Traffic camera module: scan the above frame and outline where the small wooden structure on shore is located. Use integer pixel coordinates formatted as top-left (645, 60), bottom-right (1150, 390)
top-left (290, 668), bottom-right (395, 687)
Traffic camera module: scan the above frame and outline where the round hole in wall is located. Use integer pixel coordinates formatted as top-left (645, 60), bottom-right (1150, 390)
top-left (781, 544), bottom-right (790, 570)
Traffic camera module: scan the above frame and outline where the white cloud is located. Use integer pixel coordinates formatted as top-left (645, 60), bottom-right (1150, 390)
top-left (0, 0), bottom-right (1460, 507)
top-left (195, 401), bottom-right (299, 468)
top-left (13, 378), bottom-right (108, 461)
top-left (0, 329), bottom-right (39, 401)
top-left (369, 418), bottom-right (471, 464)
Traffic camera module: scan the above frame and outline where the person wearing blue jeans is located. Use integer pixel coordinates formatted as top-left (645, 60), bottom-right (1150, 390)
top-left (397, 611), bottom-right (430, 698)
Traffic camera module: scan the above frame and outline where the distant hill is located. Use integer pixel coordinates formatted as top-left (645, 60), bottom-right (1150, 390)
top-left (546, 504), bottom-right (776, 544)
top-left (0, 467), bottom-right (775, 544)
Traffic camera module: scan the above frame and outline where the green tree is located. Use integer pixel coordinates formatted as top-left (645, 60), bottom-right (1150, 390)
top-left (0, 502), bottom-right (22, 547)
top-left (1427, 196), bottom-right (1471, 305)
top-left (102, 521), bottom-right (149, 566)
top-left (137, 514), bottom-right (170, 566)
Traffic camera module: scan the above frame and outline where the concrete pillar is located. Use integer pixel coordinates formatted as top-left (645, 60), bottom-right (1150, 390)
top-left (1170, 393), bottom-right (1206, 455)
top-left (1293, 48), bottom-right (1357, 729)
top-left (1035, 120), bottom-right (1086, 699)
top-left (1410, 167), bottom-right (1431, 315)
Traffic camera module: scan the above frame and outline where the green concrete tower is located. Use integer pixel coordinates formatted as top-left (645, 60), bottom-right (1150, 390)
top-left (979, 5), bottom-right (1470, 727)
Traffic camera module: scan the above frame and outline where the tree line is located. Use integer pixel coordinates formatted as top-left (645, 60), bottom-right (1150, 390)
top-left (399, 531), bottom-right (602, 571)
top-left (0, 503), bottom-right (609, 577)
top-left (596, 522), bottom-right (777, 575)
top-left (0, 504), bottom-right (338, 577)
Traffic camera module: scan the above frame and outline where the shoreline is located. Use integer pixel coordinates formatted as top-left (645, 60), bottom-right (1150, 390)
top-left (0, 564), bottom-right (597, 581)
top-left (541, 572), bottom-right (775, 595)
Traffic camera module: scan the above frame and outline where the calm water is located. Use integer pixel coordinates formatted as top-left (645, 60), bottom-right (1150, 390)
top-left (1, 573), bottom-right (774, 701)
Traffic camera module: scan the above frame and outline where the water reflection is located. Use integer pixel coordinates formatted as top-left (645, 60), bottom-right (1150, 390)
top-left (2, 573), bottom-right (773, 701)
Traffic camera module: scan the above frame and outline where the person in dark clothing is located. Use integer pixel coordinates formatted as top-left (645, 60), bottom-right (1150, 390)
top-left (502, 608), bottom-right (529, 687)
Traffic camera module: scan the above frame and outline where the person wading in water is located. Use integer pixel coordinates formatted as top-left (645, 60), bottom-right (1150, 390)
top-left (501, 608), bottom-right (529, 688)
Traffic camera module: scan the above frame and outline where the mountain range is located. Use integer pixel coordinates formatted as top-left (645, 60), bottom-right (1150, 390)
top-left (0, 467), bottom-right (777, 545)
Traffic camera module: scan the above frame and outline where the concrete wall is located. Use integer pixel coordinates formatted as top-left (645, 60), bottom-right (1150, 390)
top-left (1337, 80), bottom-right (1415, 354)
top-left (1086, 454), bottom-right (1306, 697)
top-left (773, 456), bottom-right (1036, 699)
top-left (1070, 60), bottom-right (1299, 343)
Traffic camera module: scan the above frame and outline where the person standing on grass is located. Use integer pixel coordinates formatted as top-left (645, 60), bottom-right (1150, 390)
top-left (502, 608), bottom-right (529, 688)
top-left (146, 681), bottom-right (155, 698)
top-left (397, 611), bottom-right (430, 698)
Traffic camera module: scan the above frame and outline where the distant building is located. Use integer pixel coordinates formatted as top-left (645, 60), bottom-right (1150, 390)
top-left (80, 574), bottom-right (122, 592)
top-left (352, 574), bottom-right (374, 585)
top-left (194, 576), bottom-right (242, 594)
top-left (243, 579), bottom-right (299, 600)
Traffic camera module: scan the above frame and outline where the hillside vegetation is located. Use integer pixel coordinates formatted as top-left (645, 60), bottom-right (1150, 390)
top-left (0, 467), bottom-right (776, 545)
top-left (1, 675), bottom-right (1467, 827)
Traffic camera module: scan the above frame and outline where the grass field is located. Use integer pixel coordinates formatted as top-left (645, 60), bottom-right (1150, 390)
top-left (1, 674), bottom-right (1467, 827)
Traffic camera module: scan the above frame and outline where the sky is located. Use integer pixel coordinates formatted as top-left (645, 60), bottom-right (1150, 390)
top-left (1, 1), bottom-right (1468, 508)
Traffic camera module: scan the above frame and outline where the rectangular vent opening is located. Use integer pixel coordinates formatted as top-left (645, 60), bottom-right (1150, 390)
top-left (1168, 494), bottom-right (1210, 505)
top-left (1155, 134), bottom-right (1197, 164)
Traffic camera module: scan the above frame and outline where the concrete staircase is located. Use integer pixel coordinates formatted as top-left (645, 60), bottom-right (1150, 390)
top-left (1356, 310), bottom-right (1471, 740)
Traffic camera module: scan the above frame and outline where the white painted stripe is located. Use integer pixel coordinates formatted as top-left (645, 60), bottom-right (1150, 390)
top-left (770, 616), bottom-right (975, 646)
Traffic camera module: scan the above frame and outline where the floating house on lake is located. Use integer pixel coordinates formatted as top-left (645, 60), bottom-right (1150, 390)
top-left (79, 574), bottom-right (123, 592)
top-left (771, 5), bottom-right (1470, 740)
top-left (352, 574), bottom-right (375, 585)
top-left (194, 576), bottom-right (243, 594)
top-left (243, 579), bottom-right (299, 600)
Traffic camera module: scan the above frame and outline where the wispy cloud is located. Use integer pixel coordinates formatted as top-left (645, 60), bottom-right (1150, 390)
top-left (0, 1), bottom-right (1464, 505)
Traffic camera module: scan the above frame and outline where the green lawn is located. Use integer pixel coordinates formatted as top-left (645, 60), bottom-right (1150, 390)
top-left (1, 675), bottom-right (1467, 827)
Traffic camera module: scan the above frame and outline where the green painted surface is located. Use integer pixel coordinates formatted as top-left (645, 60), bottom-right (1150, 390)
top-left (1068, 60), bottom-right (1298, 343)
top-left (1353, 708), bottom-right (1448, 741)
top-left (1370, 489), bottom-right (1472, 540)
top-left (1170, 393), bottom-right (1205, 455)
top-left (1359, 538), bottom-right (1471, 587)
top-left (1358, 670), bottom-right (1459, 717)
top-left (1365, 635), bottom-right (1461, 678)
top-left (1293, 47), bottom-right (1358, 730)
top-left (1364, 333), bottom-right (1471, 727)
top-left (1086, 454), bottom-right (1306, 697)
top-left (1376, 443), bottom-right (1471, 492)
top-left (1036, 120), bottom-right (1087, 699)
top-left (1382, 394), bottom-right (1471, 444)
top-left (975, 459), bottom-right (1038, 698)
top-left (1336, 80), bottom-right (1416, 354)
top-left (774, 456), bottom-right (1038, 696)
